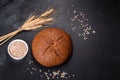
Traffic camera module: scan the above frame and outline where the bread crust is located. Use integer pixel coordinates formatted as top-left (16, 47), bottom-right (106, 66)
top-left (32, 27), bottom-right (72, 67)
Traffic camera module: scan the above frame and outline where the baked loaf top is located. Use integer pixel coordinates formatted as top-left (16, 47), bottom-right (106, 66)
top-left (32, 27), bottom-right (72, 67)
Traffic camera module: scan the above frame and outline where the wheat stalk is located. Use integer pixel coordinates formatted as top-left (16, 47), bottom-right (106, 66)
top-left (0, 8), bottom-right (54, 46)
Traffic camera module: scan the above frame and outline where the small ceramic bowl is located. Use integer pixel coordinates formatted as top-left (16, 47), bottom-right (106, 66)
top-left (7, 39), bottom-right (28, 60)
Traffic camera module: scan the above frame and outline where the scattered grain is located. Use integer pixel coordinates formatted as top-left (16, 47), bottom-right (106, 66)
top-left (73, 74), bottom-right (75, 77)
top-left (78, 33), bottom-right (81, 36)
top-left (30, 71), bottom-right (33, 75)
top-left (27, 68), bottom-right (29, 70)
top-left (72, 5), bottom-right (74, 7)
top-left (68, 6), bottom-right (96, 40)
top-left (49, 73), bottom-right (52, 76)
top-left (40, 75), bottom-right (43, 77)
top-left (67, 11), bottom-right (70, 13)
top-left (39, 69), bottom-right (42, 72)
top-left (65, 77), bottom-right (68, 79)
top-left (92, 30), bottom-right (96, 33)
top-left (48, 70), bottom-right (50, 72)
top-left (73, 10), bottom-right (77, 14)
top-left (68, 75), bottom-right (71, 78)
top-left (52, 70), bottom-right (60, 79)
top-left (26, 63), bottom-right (76, 79)
top-left (60, 71), bottom-right (68, 78)
top-left (44, 72), bottom-right (50, 80)
top-left (57, 76), bottom-right (59, 79)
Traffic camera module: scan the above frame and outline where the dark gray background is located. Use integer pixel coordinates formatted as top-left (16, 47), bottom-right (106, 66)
top-left (0, 0), bottom-right (120, 80)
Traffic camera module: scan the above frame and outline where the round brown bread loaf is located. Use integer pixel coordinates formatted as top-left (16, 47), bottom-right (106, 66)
top-left (32, 27), bottom-right (72, 67)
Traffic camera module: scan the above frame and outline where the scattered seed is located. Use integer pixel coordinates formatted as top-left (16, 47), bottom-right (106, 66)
top-left (71, 18), bottom-right (75, 21)
top-left (84, 37), bottom-right (88, 40)
top-left (26, 64), bottom-right (75, 79)
top-left (71, 23), bottom-right (73, 26)
top-left (74, 15), bottom-right (78, 19)
top-left (73, 74), bottom-right (75, 77)
top-left (92, 30), bottom-right (96, 33)
top-left (44, 72), bottom-right (50, 80)
top-left (67, 11), bottom-right (70, 13)
top-left (34, 68), bottom-right (37, 71)
top-left (39, 69), bottom-right (42, 72)
top-left (78, 26), bottom-right (81, 28)
top-left (73, 10), bottom-right (76, 14)
top-left (70, 8), bottom-right (96, 39)
top-left (52, 70), bottom-right (60, 79)
top-left (48, 70), bottom-right (50, 72)
top-left (86, 31), bottom-right (89, 34)
top-left (68, 76), bottom-right (71, 78)
top-left (65, 77), bottom-right (68, 79)
top-left (27, 68), bottom-right (29, 70)
top-left (60, 71), bottom-right (68, 78)
top-left (56, 76), bottom-right (59, 79)
top-left (78, 33), bottom-right (81, 36)
top-left (32, 67), bottom-right (34, 70)
top-left (40, 75), bottom-right (43, 77)
top-left (49, 73), bottom-right (52, 76)
top-left (30, 71), bottom-right (33, 75)
top-left (72, 5), bottom-right (74, 7)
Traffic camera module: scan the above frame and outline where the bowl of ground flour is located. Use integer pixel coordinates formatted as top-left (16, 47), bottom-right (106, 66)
top-left (7, 39), bottom-right (28, 60)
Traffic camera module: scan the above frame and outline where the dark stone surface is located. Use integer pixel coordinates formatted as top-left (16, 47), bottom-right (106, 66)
top-left (0, 0), bottom-right (13, 9)
top-left (0, 0), bottom-right (120, 80)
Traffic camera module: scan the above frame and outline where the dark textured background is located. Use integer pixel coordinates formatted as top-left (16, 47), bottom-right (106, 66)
top-left (0, 0), bottom-right (120, 80)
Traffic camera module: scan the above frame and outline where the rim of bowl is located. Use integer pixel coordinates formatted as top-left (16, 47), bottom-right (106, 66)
top-left (7, 39), bottom-right (28, 60)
